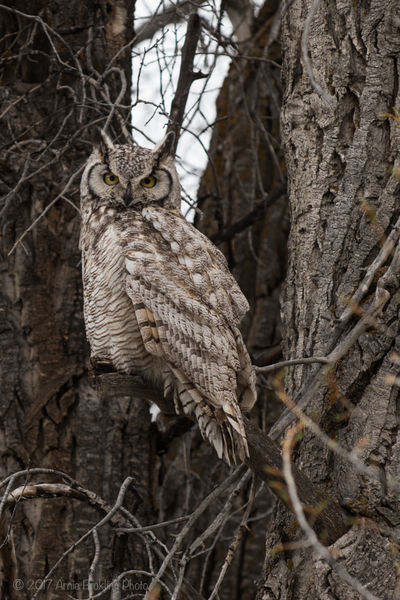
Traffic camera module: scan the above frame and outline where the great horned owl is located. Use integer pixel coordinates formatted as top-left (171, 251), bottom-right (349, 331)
top-left (80, 132), bottom-right (256, 463)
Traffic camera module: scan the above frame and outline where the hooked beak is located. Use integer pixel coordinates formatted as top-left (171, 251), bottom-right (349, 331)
top-left (123, 182), bottom-right (132, 207)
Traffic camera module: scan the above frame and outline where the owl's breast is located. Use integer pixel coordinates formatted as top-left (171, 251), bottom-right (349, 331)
top-left (81, 216), bottom-right (152, 374)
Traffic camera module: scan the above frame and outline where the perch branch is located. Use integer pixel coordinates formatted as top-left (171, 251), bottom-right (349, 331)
top-left (96, 373), bottom-right (349, 545)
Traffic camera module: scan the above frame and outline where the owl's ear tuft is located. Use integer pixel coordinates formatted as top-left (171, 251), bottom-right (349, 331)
top-left (153, 131), bottom-right (175, 161)
top-left (93, 128), bottom-right (115, 160)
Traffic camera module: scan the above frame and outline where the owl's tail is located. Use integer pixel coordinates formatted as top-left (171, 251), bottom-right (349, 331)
top-left (168, 367), bottom-right (249, 465)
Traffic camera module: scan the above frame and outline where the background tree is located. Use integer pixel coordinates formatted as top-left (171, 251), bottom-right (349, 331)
top-left (1, 1), bottom-right (400, 599)
top-left (260, 1), bottom-right (400, 598)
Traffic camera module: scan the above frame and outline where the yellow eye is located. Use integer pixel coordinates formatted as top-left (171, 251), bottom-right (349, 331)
top-left (140, 175), bottom-right (157, 188)
top-left (103, 172), bottom-right (119, 185)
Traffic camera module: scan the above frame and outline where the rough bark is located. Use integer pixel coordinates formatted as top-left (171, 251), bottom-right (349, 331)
top-left (259, 1), bottom-right (400, 598)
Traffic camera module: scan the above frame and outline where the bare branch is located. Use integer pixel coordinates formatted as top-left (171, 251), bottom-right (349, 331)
top-left (32, 477), bottom-right (135, 599)
top-left (282, 424), bottom-right (379, 600)
top-left (2, 483), bottom-right (88, 507)
top-left (210, 184), bottom-right (287, 244)
top-left (255, 355), bottom-right (329, 374)
top-left (269, 238), bottom-right (396, 440)
top-left (144, 466), bottom-right (246, 599)
top-left (7, 163), bottom-right (84, 256)
top-left (208, 476), bottom-right (256, 600)
top-left (272, 376), bottom-right (400, 497)
top-left (339, 212), bottom-right (400, 326)
top-left (166, 13), bottom-right (207, 156)
top-left (88, 530), bottom-right (101, 600)
top-left (96, 373), bottom-right (349, 546)
top-left (134, 1), bottom-right (206, 44)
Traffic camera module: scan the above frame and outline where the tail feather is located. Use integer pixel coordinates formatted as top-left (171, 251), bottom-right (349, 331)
top-left (169, 366), bottom-right (249, 464)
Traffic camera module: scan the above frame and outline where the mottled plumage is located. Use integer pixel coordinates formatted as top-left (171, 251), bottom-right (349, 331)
top-left (80, 132), bottom-right (256, 463)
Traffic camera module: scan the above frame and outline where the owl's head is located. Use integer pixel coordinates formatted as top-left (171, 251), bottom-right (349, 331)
top-left (80, 131), bottom-right (181, 213)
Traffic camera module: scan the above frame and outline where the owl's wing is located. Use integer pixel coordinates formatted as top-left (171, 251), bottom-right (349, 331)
top-left (125, 253), bottom-right (241, 402)
top-left (123, 210), bottom-right (254, 408)
top-left (124, 208), bottom-right (257, 463)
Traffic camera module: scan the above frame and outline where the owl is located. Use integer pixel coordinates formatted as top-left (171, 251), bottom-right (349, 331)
top-left (80, 131), bottom-right (256, 464)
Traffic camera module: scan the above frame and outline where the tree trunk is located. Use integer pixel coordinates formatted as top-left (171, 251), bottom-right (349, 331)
top-left (259, 1), bottom-right (400, 598)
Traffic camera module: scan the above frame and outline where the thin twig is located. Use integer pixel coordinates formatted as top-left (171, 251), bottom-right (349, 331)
top-left (188, 468), bottom-right (251, 557)
top-left (208, 478), bottom-right (255, 600)
top-left (32, 477), bottom-right (135, 599)
top-left (115, 515), bottom-right (191, 533)
top-left (88, 530), bottom-right (101, 600)
top-left (339, 212), bottom-right (400, 326)
top-left (144, 467), bottom-right (245, 599)
top-left (7, 163), bottom-right (84, 256)
top-left (282, 424), bottom-right (379, 600)
top-left (255, 355), bottom-right (329, 374)
top-left (269, 266), bottom-right (392, 440)
top-left (272, 377), bottom-right (400, 495)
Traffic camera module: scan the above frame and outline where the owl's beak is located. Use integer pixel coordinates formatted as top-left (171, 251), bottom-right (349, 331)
top-left (123, 182), bottom-right (133, 207)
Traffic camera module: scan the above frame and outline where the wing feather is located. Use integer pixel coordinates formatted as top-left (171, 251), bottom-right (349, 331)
top-left (123, 213), bottom-right (245, 399)
top-left (122, 207), bottom-right (255, 462)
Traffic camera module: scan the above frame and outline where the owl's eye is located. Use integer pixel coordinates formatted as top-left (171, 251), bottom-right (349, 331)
top-left (103, 173), bottom-right (119, 185)
top-left (140, 175), bottom-right (157, 188)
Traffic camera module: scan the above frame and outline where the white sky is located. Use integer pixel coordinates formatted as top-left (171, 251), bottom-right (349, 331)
top-left (133, 1), bottom-right (232, 217)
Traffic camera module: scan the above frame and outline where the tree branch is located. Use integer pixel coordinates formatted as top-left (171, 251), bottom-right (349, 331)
top-left (210, 185), bottom-right (286, 244)
top-left (95, 373), bottom-right (349, 546)
top-left (134, 1), bottom-right (206, 45)
top-left (255, 355), bottom-right (330, 374)
top-left (166, 13), bottom-right (207, 156)
top-left (269, 258), bottom-right (393, 441)
top-left (282, 424), bottom-right (379, 600)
